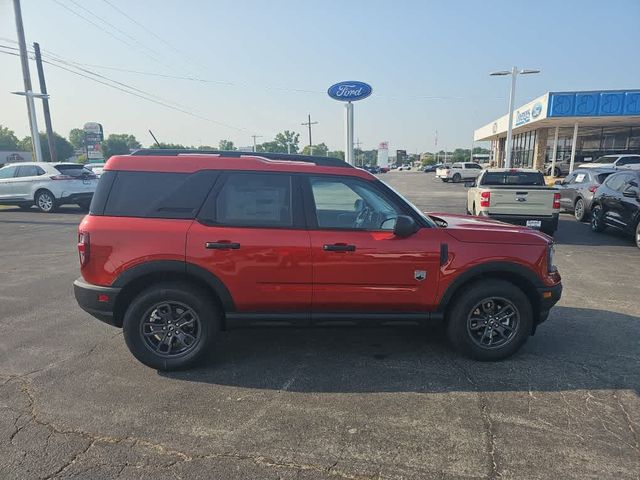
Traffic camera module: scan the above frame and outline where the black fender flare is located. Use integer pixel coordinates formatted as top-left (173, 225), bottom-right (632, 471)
top-left (437, 261), bottom-right (543, 313)
top-left (112, 260), bottom-right (235, 311)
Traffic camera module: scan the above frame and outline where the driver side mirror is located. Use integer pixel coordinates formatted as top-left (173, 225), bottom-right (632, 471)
top-left (393, 215), bottom-right (418, 238)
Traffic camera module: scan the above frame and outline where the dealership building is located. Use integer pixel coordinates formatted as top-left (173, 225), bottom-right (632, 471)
top-left (474, 89), bottom-right (640, 173)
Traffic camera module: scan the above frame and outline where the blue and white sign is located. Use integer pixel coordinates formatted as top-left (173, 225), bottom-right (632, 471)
top-left (548, 90), bottom-right (640, 117)
top-left (327, 81), bottom-right (373, 102)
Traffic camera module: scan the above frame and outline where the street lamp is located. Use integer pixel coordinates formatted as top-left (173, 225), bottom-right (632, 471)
top-left (11, 90), bottom-right (49, 162)
top-left (490, 67), bottom-right (540, 168)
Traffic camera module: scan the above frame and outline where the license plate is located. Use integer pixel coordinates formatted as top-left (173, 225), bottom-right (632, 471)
top-left (526, 220), bottom-right (542, 229)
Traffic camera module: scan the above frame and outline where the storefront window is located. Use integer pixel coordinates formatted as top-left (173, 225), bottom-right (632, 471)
top-left (602, 126), bottom-right (629, 151)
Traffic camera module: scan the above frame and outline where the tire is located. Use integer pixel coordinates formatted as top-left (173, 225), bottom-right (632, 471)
top-left (452, 173), bottom-right (461, 183)
top-left (35, 190), bottom-right (57, 213)
top-left (442, 178), bottom-right (449, 183)
top-left (590, 204), bottom-right (606, 232)
top-left (635, 221), bottom-right (640, 249)
top-left (554, 168), bottom-right (561, 177)
top-left (122, 282), bottom-right (221, 371)
top-left (446, 280), bottom-right (533, 361)
top-left (574, 198), bottom-right (586, 222)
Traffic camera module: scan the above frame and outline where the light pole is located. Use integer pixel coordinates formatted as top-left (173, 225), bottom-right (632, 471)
top-left (490, 67), bottom-right (540, 168)
top-left (11, 91), bottom-right (48, 162)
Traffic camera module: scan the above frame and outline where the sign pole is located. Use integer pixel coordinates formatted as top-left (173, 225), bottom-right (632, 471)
top-left (345, 101), bottom-right (354, 165)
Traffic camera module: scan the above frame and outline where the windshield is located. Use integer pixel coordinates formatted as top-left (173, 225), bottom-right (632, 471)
top-left (592, 156), bottom-right (618, 164)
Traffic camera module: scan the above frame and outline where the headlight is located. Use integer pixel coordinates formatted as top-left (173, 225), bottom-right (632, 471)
top-left (547, 244), bottom-right (557, 273)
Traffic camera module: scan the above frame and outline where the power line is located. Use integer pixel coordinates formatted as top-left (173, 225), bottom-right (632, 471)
top-left (0, 47), bottom-right (256, 134)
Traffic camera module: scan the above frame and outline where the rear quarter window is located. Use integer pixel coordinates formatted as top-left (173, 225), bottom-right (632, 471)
top-left (55, 165), bottom-right (93, 177)
top-left (93, 170), bottom-right (218, 218)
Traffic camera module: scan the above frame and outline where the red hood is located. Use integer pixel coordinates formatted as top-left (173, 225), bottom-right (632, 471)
top-left (427, 212), bottom-right (550, 245)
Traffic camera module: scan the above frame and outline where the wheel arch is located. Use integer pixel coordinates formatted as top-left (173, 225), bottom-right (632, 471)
top-left (437, 262), bottom-right (542, 326)
top-left (34, 187), bottom-right (55, 201)
top-left (111, 260), bottom-right (235, 328)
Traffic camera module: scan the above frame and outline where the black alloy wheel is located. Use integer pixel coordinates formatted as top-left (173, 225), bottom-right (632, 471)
top-left (466, 297), bottom-right (519, 350)
top-left (140, 301), bottom-right (201, 358)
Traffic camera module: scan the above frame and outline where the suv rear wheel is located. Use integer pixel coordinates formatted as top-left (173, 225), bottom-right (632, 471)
top-left (446, 280), bottom-right (533, 361)
top-left (574, 198), bottom-right (586, 222)
top-left (35, 190), bottom-right (57, 213)
top-left (452, 173), bottom-right (461, 183)
top-left (122, 282), bottom-right (220, 370)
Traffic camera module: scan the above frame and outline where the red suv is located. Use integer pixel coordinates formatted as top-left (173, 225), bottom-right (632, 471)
top-left (74, 150), bottom-right (562, 370)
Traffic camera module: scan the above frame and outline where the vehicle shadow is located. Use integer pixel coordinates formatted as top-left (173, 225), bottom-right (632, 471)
top-left (554, 216), bottom-right (633, 247)
top-left (0, 205), bottom-right (86, 215)
top-left (161, 306), bottom-right (640, 394)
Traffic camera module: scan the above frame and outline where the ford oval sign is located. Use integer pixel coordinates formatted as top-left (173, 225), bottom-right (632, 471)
top-left (327, 81), bottom-right (372, 102)
top-left (531, 102), bottom-right (543, 118)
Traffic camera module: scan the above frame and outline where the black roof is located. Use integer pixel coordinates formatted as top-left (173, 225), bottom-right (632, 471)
top-left (130, 149), bottom-right (351, 168)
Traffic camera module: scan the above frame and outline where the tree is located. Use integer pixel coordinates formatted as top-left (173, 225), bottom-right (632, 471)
top-left (0, 125), bottom-right (19, 150)
top-left (69, 128), bottom-right (85, 150)
top-left (256, 141), bottom-right (281, 153)
top-left (19, 132), bottom-right (74, 161)
top-left (301, 143), bottom-right (328, 156)
top-left (150, 142), bottom-right (187, 149)
top-left (274, 130), bottom-right (300, 153)
top-left (102, 134), bottom-right (142, 159)
top-left (328, 150), bottom-right (345, 160)
top-left (218, 139), bottom-right (236, 151)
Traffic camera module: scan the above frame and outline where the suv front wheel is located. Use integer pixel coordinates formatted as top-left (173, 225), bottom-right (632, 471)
top-left (446, 280), bottom-right (533, 361)
top-left (123, 282), bottom-right (220, 370)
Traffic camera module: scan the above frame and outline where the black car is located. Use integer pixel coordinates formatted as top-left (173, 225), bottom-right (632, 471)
top-left (423, 163), bottom-right (442, 173)
top-left (555, 168), bottom-right (616, 222)
top-left (591, 170), bottom-right (640, 248)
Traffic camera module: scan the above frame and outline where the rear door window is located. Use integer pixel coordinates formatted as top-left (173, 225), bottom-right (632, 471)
top-left (15, 165), bottom-right (43, 177)
top-left (214, 173), bottom-right (293, 227)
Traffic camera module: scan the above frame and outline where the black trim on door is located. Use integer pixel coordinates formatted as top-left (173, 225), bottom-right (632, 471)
top-left (225, 311), bottom-right (443, 328)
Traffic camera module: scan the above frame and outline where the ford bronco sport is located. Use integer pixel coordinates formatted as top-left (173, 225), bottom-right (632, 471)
top-left (74, 150), bottom-right (562, 370)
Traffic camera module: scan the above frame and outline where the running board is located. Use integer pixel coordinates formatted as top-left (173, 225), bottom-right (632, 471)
top-left (224, 312), bottom-right (443, 328)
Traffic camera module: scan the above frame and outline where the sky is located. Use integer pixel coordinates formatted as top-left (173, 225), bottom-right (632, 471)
top-left (1, 0), bottom-right (639, 153)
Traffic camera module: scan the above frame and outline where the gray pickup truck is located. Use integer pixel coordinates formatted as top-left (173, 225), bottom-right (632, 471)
top-left (466, 169), bottom-right (561, 236)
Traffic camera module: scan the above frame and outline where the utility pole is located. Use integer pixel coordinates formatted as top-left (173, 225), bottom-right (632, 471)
top-left (33, 42), bottom-right (56, 162)
top-left (355, 138), bottom-right (362, 166)
top-left (251, 135), bottom-right (262, 152)
top-left (13, 0), bottom-right (43, 162)
top-left (301, 114), bottom-right (318, 154)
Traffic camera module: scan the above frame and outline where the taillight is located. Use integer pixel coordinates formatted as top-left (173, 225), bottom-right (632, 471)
top-left (588, 185), bottom-right (598, 193)
top-left (553, 192), bottom-right (561, 209)
top-left (78, 232), bottom-right (90, 267)
top-left (480, 191), bottom-right (491, 208)
top-left (50, 175), bottom-right (74, 180)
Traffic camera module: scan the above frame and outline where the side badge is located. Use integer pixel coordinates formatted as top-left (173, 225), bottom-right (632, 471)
top-left (414, 270), bottom-right (426, 281)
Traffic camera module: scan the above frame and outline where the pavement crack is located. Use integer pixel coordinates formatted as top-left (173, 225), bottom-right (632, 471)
top-left (43, 439), bottom-right (95, 480)
top-left (613, 391), bottom-right (640, 454)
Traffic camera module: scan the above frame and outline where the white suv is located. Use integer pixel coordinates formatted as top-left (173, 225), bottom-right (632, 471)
top-left (436, 162), bottom-right (484, 183)
top-left (0, 162), bottom-right (98, 212)
top-left (578, 154), bottom-right (640, 170)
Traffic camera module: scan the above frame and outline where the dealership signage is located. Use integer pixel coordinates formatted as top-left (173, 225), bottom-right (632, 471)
top-left (328, 81), bottom-right (373, 166)
top-left (515, 101), bottom-right (544, 126)
top-left (548, 90), bottom-right (640, 117)
top-left (327, 81), bottom-right (373, 102)
top-left (83, 122), bottom-right (104, 161)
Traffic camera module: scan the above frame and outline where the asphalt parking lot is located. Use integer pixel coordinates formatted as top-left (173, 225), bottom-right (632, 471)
top-left (1, 171), bottom-right (639, 480)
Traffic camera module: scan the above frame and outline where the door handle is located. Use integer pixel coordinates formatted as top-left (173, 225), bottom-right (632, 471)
top-left (205, 241), bottom-right (240, 250)
top-left (323, 243), bottom-right (356, 252)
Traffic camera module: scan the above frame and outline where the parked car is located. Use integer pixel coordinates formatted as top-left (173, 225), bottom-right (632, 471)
top-left (378, 166), bottom-right (389, 174)
top-left (0, 162), bottom-right (97, 212)
top-left (544, 157), bottom-right (571, 177)
top-left (579, 154), bottom-right (640, 170)
top-left (436, 162), bottom-right (483, 183)
top-left (466, 169), bottom-right (560, 236)
top-left (85, 162), bottom-right (106, 177)
top-left (74, 150), bottom-right (561, 370)
top-left (555, 168), bottom-right (616, 221)
top-left (397, 164), bottom-right (412, 171)
top-left (590, 170), bottom-right (640, 248)
top-left (423, 163), bottom-right (442, 173)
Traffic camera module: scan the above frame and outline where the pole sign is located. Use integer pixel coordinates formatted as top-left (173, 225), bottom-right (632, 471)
top-left (83, 122), bottom-right (104, 162)
top-left (327, 81), bottom-right (373, 102)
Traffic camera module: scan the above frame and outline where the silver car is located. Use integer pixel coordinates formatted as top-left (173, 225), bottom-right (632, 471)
top-left (578, 154), bottom-right (640, 170)
top-left (555, 168), bottom-right (616, 221)
top-left (0, 162), bottom-right (97, 212)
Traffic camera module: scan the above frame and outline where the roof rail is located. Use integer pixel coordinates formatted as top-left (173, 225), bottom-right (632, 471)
top-left (130, 149), bottom-right (352, 168)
